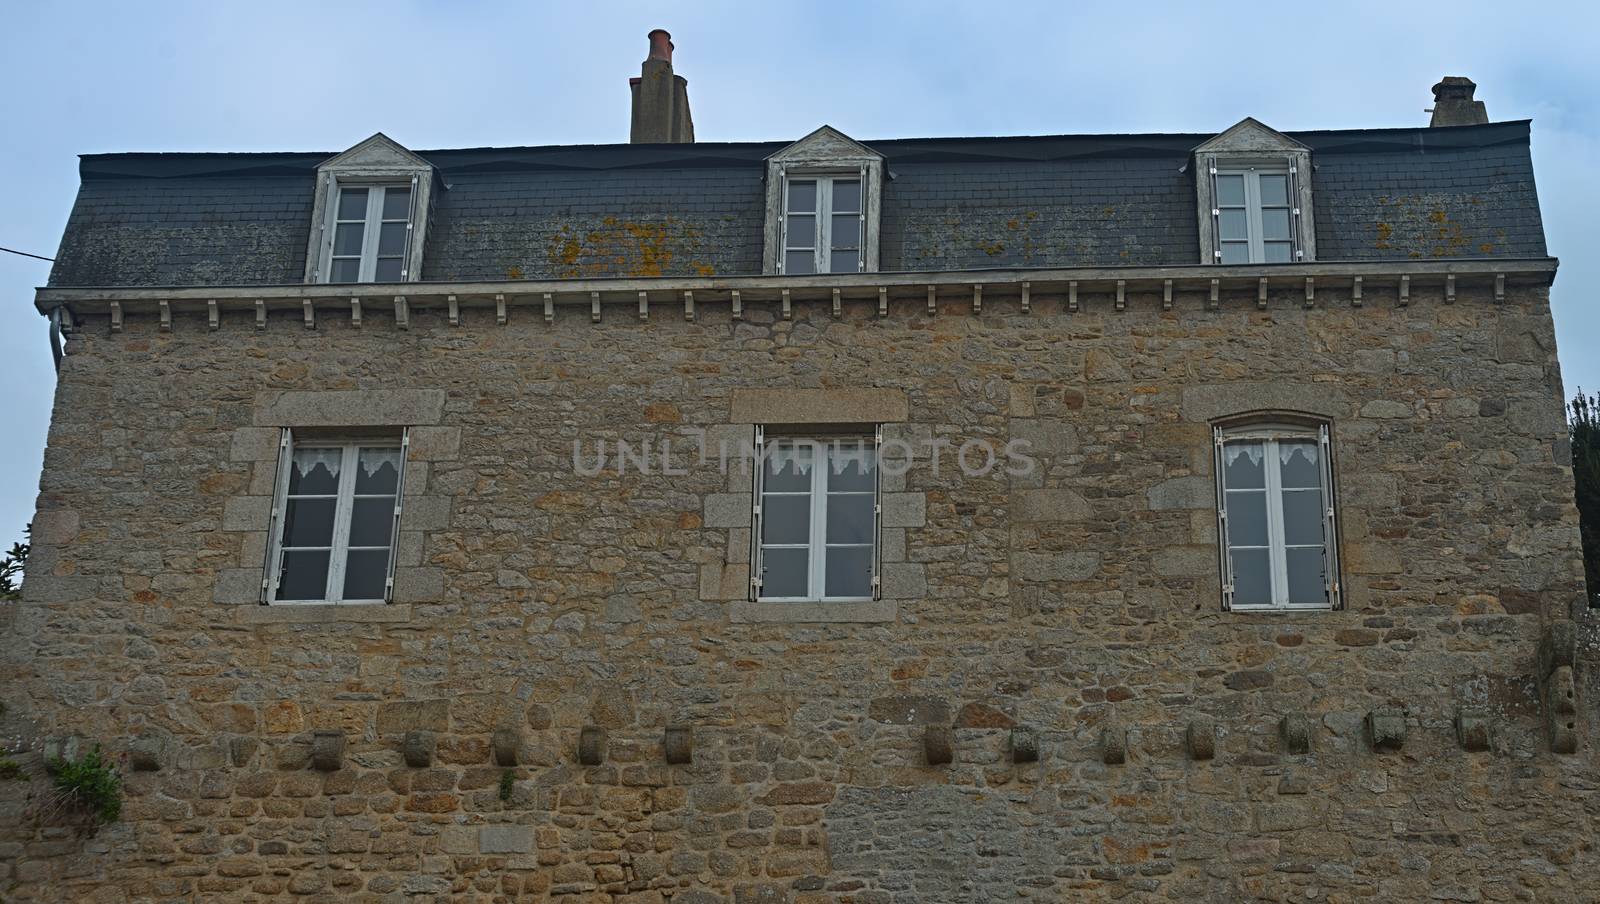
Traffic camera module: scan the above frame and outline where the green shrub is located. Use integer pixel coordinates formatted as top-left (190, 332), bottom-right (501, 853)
top-left (0, 757), bottom-right (23, 780)
top-left (498, 769), bottom-right (515, 802)
top-left (1573, 391), bottom-right (1600, 607)
top-left (48, 745), bottom-right (122, 823)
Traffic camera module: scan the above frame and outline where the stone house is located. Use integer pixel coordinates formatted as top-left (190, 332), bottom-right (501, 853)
top-left (2, 30), bottom-right (1594, 903)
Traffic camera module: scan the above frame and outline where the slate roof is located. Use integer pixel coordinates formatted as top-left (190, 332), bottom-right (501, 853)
top-left (47, 121), bottom-right (1546, 288)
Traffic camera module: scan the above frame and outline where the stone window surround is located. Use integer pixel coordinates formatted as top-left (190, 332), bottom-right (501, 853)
top-left (762, 126), bottom-right (885, 276)
top-left (302, 133), bottom-right (436, 286)
top-left (213, 389), bottom-right (456, 624)
top-left (1193, 118), bottom-right (1316, 266)
top-left (708, 388), bottom-right (922, 624)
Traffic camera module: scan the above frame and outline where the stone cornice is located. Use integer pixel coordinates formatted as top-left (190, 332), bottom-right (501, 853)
top-left (34, 258), bottom-right (1557, 327)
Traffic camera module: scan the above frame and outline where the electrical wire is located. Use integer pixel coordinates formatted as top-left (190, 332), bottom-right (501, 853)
top-left (1, 246), bottom-right (53, 262)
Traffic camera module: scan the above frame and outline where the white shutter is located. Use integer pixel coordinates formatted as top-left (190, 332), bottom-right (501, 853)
top-left (384, 428), bottom-right (410, 603)
top-left (1208, 156), bottom-right (1222, 263)
top-left (261, 428), bottom-right (294, 603)
top-left (871, 425), bottom-right (883, 600)
top-left (776, 175), bottom-right (788, 275)
top-left (1288, 163), bottom-right (1305, 262)
top-left (1213, 425), bottom-right (1234, 610)
top-left (401, 175), bottom-right (421, 280)
top-left (749, 426), bottom-right (765, 600)
top-left (1318, 424), bottom-right (1340, 608)
top-left (858, 165), bottom-right (868, 273)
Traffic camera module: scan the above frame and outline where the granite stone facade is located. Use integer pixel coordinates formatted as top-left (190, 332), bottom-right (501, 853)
top-left (1, 273), bottom-right (1594, 901)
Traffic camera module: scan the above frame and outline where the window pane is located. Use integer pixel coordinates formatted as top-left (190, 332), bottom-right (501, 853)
top-left (1263, 242), bottom-right (1293, 263)
top-left (1216, 175), bottom-right (1245, 207)
top-left (349, 497), bottom-right (396, 548)
top-left (826, 444), bottom-right (875, 492)
top-left (1285, 547), bottom-right (1326, 605)
top-left (1281, 488), bottom-right (1325, 547)
top-left (289, 449), bottom-right (342, 495)
top-left (1219, 209), bottom-right (1249, 241)
top-left (825, 545), bottom-right (873, 598)
top-left (1261, 209), bottom-right (1291, 241)
top-left (1279, 442), bottom-right (1321, 488)
top-left (343, 548), bottom-right (391, 601)
top-left (1230, 548), bottom-right (1272, 607)
top-left (1223, 442), bottom-right (1265, 489)
top-left (355, 448), bottom-right (401, 494)
top-left (1258, 174), bottom-right (1288, 207)
top-left (785, 251), bottom-right (816, 275)
top-left (336, 188), bottom-right (368, 220)
top-left (761, 495), bottom-right (810, 545)
top-left (333, 222), bottom-right (365, 256)
top-left (832, 180), bottom-right (861, 213)
top-left (1225, 490), bottom-right (1269, 548)
top-left (787, 180), bottom-right (816, 213)
top-left (283, 498), bottom-right (336, 547)
top-left (826, 494), bottom-right (874, 544)
top-left (277, 550), bottom-right (331, 601)
top-left (329, 259), bottom-right (361, 283)
top-left (832, 214), bottom-right (860, 249)
top-left (827, 251), bottom-right (860, 274)
top-left (381, 187), bottom-right (411, 220)
top-left (785, 215), bottom-right (816, 248)
top-left (374, 258), bottom-right (404, 282)
top-left (761, 547), bottom-right (808, 598)
top-left (378, 222), bottom-right (407, 256)
top-left (763, 444), bottom-right (814, 492)
top-left (1219, 242), bottom-right (1250, 265)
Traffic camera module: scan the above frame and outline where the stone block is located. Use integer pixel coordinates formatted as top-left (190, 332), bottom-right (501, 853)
top-left (310, 730), bottom-right (345, 771)
top-left (1146, 475), bottom-right (1213, 511)
top-left (1359, 400), bottom-right (1414, 419)
top-left (1455, 708), bottom-right (1491, 753)
top-left (407, 426), bottom-right (462, 461)
top-left (1186, 719), bottom-right (1216, 761)
top-left (402, 730), bottom-right (436, 767)
top-left (479, 825), bottom-right (533, 854)
top-left (378, 699), bottom-right (449, 736)
top-left (923, 726), bottom-right (954, 765)
top-left (1101, 725), bottom-right (1127, 765)
top-left (1365, 709), bottom-right (1406, 753)
top-left (1181, 383), bottom-right (1346, 422)
top-left (1538, 619), bottom-right (1577, 682)
top-left (1280, 714), bottom-right (1313, 755)
top-left (401, 496), bottom-right (451, 531)
top-left (221, 496), bottom-right (271, 532)
top-left (254, 389), bottom-right (445, 427)
top-left (127, 736), bottom-right (165, 772)
top-left (1013, 551), bottom-right (1100, 582)
top-left (1010, 726), bottom-right (1039, 764)
top-left (880, 493), bottom-right (926, 528)
top-left (729, 388), bottom-right (907, 424)
top-left (1009, 418), bottom-right (1078, 456)
top-left (493, 727), bottom-right (521, 766)
top-left (879, 562), bottom-right (926, 599)
top-left (704, 493), bottom-right (751, 529)
top-left (439, 826), bottom-right (477, 855)
top-left (21, 575), bottom-right (98, 604)
top-left (1152, 546), bottom-right (1213, 577)
top-left (664, 725), bottom-right (692, 765)
top-left (578, 726), bottom-right (606, 765)
top-left (391, 567), bottom-right (443, 603)
top-left (869, 695), bottom-right (949, 725)
top-left (29, 509), bottom-right (80, 546)
top-left (1012, 488), bottom-right (1091, 522)
top-left (213, 568), bottom-right (263, 605)
top-left (1546, 665), bottom-right (1579, 755)
top-left (229, 427), bottom-right (283, 462)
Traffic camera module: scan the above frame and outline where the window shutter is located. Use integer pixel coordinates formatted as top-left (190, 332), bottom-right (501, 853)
top-left (749, 426), bottom-right (765, 600)
top-left (776, 174), bottom-right (788, 275)
top-left (1318, 424), bottom-right (1340, 608)
top-left (384, 428), bottom-right (410, 603)
top-left (1288, 162), bottom-right (1305, 261)
top-left (320, 175), bottom-right (336, 283)
top-left (858, 165), bottom-right (868, 273)
top-left (1207, 156), bottom-right (1222, 263)
top-left (1213, 425), bottom-right (1234, 610)
top-left (261, 428), bottom-right (294, 603)
top-left (871, 425), bottom-right (883, 600)
top-left (401, 175), bottom-right (421, 280)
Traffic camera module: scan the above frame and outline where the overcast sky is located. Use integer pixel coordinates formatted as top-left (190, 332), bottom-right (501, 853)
top-left (1, 1), bottom-right (1595, 547)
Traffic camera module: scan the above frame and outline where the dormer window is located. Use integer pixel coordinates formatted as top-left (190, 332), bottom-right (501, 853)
top-left (305, 133), bottom-right (435, 285)
top-left (327, 183), bottom-right (415, 283)
top-left (1215, 166), bottom-right (1295, 264)
top-left (764, 126), bottom-right (883, 275)
top-left (1193, 118), bottom-right (1315, 265)
top-left (782, 175), bottom-right (863, 274)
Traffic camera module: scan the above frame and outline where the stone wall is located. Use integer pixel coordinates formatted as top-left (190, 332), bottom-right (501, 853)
top-left (1, 282), bottom-right (1593, 902)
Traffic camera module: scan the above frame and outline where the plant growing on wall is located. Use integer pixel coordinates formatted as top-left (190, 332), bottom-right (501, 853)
top-left (0, 525), bottom-right (28, 601)
top-left (1573, 391), bottom-right (1600, 607)
top-left (36, 744), bottom-right (123, 829)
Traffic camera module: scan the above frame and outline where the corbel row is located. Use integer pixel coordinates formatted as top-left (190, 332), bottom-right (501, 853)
top-left (85, 271), bottom-right (1515, 336)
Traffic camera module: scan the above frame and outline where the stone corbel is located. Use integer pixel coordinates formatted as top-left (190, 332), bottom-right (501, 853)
top-left (1538, 620), bottom-right (1579, 754)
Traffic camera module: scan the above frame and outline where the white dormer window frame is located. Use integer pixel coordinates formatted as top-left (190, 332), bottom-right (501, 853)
top-left (763, 126), bottom-right (884, 275)
top-left (1193, 119), bottom-right (1315, 265)
top-left (304, 133), bottom-right (435, 285)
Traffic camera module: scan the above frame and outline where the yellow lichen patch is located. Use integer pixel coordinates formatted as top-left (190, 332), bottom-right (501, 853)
top-left (546, 216), bottom-right (706, 278)
top-left (694, 263), bottom-right (716, 276)
top-left (1374, 222), bottom-right (1393, 249)
top-left (1479, 243), bottom-right (1495, 254)
top-left (976, 240), bottom-right (1005, 257)
top-left (1428, 209), bottom-right (1448, 224)
top-left (504, 265), bottom-right (525, 280)
top-left (1006, 218), bottom-right (1020, 230)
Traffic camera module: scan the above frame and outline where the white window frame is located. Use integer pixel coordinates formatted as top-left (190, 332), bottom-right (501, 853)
top-left (322, 182), bottom-right (417, 284)
top-left (1191, 119), bottom-right (1315, 265)
top-left (1214, 420), bottom-right (1340, 612)
top-left (1212, 166), bottom-right (1297, 265)
top-left (750, 427), bottom-right (882, 604)
top-left (779, 173), bottom-right (865, 276)
top-left (304, 133), bottom-right (434, 285)
top-left (262, 429), bottom-right (408, 605)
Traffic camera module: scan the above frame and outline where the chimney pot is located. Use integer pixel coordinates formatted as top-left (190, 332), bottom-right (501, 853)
top-left (648, 29), bottom-right (674, 63)
top-left (1429, 76), bottom-right (1488, 127)
top-left (629, 28), bottom-right (694, 143)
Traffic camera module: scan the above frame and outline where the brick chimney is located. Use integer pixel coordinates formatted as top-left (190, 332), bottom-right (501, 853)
top-left (1429, 76), bottom-right (1488, 127)
top-left (629, 29), bottom-right (694, 143)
